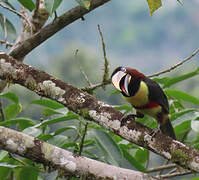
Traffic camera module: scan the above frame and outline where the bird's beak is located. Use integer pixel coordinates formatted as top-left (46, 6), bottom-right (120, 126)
top-left (111, 71), bottom-right (127, 91)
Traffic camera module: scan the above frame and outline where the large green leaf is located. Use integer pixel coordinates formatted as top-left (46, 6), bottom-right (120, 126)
top-left (16, 167), bottom-right (39, 180)
top-left (134, 148), bottom-right (149, 165)
top-left (0, 163), bottom-right (22, 168)
top-left (91, 130), bottom-right (125, 166)
top-left (45, 0), bottom-right (63, 15)
top-left (165, 89), bottom-right (199, 105)
top-left (154, 68), bottom-right (199, 88)
top-left (0, 118), bottom-right (35, 129)
top-left (120, 145), bottom-right (146, 172)
top-left (146, 0), bottom-right (162, 16)
top-left (0, 13), bottom-right (16, 40)
top-left (30, 99), bottom-right (64, 109)
top-left (171, 109), bottom-right (197, 121)
top-left (47, 135), bottom-right (68, 148)
top-left (4, 103), bottom-right (22, 120)
top-left (0, 92), bottom-right (19, 104)
top-left (36, 114), bottom-right (78, 127)
top-left (17, 0), bottom-right (35, 11)
top-left (23, 127), bottom-right (43, 137)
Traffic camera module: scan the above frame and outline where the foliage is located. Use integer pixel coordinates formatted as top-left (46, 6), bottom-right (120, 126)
top-left (1, 65), bottom-right (199, 179)
top-left (0, 0), bottom-right (199, 179)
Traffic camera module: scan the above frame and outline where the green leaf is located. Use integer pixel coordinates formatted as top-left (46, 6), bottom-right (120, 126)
top-left (0, 151), bottom-right (8, 161)
top-left (75, 0), bottom-right (91, 10)
top-left (134, 148), bottom-right (149, 165)
top-left (42, 108), bottom-right (62, 117)
top-left (53, 126), bottom-right (77, 136)
top-left (146, 0), bottom-right (162, 16)
top-left (45, 0), bottom-right (63, 15)
top-left (0, 92), bottom-right (19, 104)
top-left (163, 68), bottom-right (199, 88)
top-left (16, 167), bottom-right (39, 180)
top-left (47, 135), bottom-right (68, 147)
top-left (175, 120), bottom-right (191, 139)
top-left (30, 99), bottom-right (64, 109)
top-left (165, 89), bottom-right (199, 105)
top-left (0, 118), bottom-right (35, 129)
top-left (0, 163), bottom-right (22, 168)
top-left (114, 105), bottom-right (132, 113)
top-left (120, 145), bottom-right (146, 172)
top-left (191, 121), bottom-right (199, 133)
top-left (171, 109), bottom-right (197, 121)
top-left (17, 0), bottom-right (35, 11)
top-left (4, 103), bottom-right (22, 120)
top-left (36, 114), bottom-right (78, 127)
top-left (91, 130), bottom-right (124, 166)
top-left (0, 13), bottom-right (17, 40)
top-left (23, 127), bottom-right (43, 137)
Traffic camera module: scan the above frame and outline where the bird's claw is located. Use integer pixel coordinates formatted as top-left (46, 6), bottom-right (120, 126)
top-left (121, 114), bottom-right (136, 126)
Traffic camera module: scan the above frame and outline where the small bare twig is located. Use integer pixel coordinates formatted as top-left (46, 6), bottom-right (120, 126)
top-left (78, 122), bottom-right (88, 156)
top-left (34, 0), bottom-right (40, 15)
top-left (157, 170), bottom-right (192, 179)
top-left (147, 164), bottom-right (176, 173)
top-left (0, 2), bottom-right (31, 30)
top-left (157, 160), bottom-right (169, 176)
top-left (81, 25), bottom-right (111, 92)
top-left (98, 24), bottom-right (109, 85)
top-left (0, 99), bottom-right (5, 121)
top-left (0, 40), bottom-right (13, 47)
top-left (75, 49), bottom-right (92, 87)
top-left (3, 15), bottom-right (7, 42)
top-left (149, 48), bottom-right (199, 78)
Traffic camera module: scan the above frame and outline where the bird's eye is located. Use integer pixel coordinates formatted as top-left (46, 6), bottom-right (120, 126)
top-left (121, 67), bottom-right (126, 72)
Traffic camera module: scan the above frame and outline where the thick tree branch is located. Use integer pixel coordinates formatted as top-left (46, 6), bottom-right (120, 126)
top-left (9, 0), bottom-right (111, 59)
top-left (0, 126), bottom-right (152, 180)
top-left (1, 52), bottom-right (199, 172)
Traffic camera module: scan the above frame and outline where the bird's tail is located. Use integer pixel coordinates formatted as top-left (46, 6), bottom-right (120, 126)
top-left (160, 118), bottom-right (176, 140)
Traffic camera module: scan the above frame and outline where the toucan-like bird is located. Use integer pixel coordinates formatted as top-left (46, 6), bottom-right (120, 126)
top-left (111, 66), bottom-right (176, 139)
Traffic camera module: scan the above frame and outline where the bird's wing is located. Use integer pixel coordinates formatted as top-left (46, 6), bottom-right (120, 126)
top-left (144, 78), bottom-right (169, 113)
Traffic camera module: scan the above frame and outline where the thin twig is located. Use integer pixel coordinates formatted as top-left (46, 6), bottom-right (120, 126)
top-left (0, 40), bottom-right (13, 47)
top-left (75, 49), bottom-right (92, 87)
top-left (81, 25), bottom-right (111, 92)
top-left (157, 160), bottom-right (169, 176)
top-left (78, 122), bottom-right (88, 156)
top-left (0, 99), bottom-right (5, 121)
top-left (81, 80), bottom-right (111, 92)
top-left (98, 24), bottom-right (109, 84)
top-left (148, 48), bottom-right (199, 78)
top-left (157, 170), bottom-right (192, 179)
top-left (3, 15), bottom-right (7, 42)
top-left (0, 2), bottom-right (31, 29)
top-left (147, 164), bottom-right (176, 173)
top-left (34, 0), bottom-right (40, 15)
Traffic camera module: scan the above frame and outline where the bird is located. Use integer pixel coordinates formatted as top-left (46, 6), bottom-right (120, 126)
top-left (111, 66), bottom-right (176, 139)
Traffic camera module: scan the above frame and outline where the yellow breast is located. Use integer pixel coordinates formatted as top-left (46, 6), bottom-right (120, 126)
top-left (123, 81), bottom-right (149, 107)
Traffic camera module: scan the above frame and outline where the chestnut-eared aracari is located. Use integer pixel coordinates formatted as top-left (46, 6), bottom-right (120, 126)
top-left (111, 67), bottom-right (176, 139)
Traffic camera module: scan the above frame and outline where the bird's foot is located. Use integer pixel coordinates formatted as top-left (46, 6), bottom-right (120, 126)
top-left (121, 114), bottom-right (136, 126)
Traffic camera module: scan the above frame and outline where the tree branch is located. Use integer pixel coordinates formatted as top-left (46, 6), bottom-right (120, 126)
top-left (149, 47), bottom-right (199, 78)
top-left (1, 52), bottom-right (199, 172)
top-left (9, 0), bottom-right (111, 60)
top-left (0, 126), bottom-right (152, 180)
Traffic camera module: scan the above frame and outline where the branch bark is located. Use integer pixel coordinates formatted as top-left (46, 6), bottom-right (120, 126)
top-left (1, 52), bottom-right (199, 173)
top-left (0, 126), bottom-right (152, 180)
top-left (9, 0), bottom-right (111, 60)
